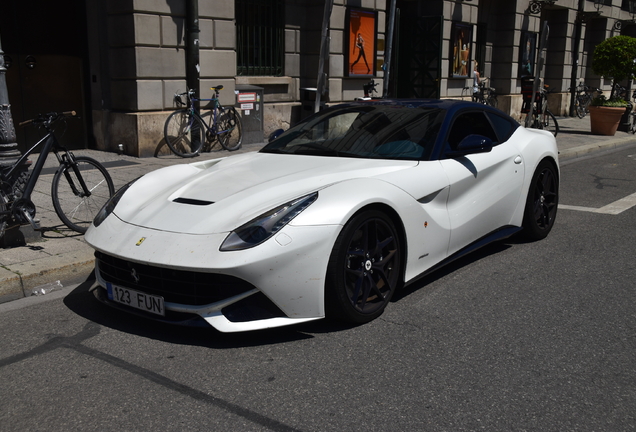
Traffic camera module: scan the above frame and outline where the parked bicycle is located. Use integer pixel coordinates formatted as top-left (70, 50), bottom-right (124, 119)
top-left (462, 81), bottom-right (498, 107)
top-left (0, 111), bottom-right (115, 238)
top-left (164, 85), bottom-right (243, 157)
top-left (474, 81), bottom-right (498, 107)
top-left (522, 83), bottom-right (559, 136)
top-left (570, 82), bottom-right (601, 119)
top-left (613, 83), bottom-right (628, 101)
top-left (628, 89), bottom-right (636, 134)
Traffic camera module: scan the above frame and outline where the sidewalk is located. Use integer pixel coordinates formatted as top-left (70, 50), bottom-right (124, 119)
top-left (1, 116), bottom-right (635, 303)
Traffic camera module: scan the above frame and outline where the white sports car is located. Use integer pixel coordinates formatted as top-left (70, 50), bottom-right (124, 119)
top-left (86, 99), bottom-right (559, 333)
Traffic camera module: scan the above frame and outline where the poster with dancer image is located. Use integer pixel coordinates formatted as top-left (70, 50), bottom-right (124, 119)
top-left (449, 22), bottom-right (472, 78)
top-left (346, 8), bottom-right (377, 77)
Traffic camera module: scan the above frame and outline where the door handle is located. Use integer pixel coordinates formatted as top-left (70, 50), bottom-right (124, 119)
top-left (514, 156), bottom-right (523, 164)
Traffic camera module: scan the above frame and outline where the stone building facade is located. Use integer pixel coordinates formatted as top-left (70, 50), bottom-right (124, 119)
top-left (1, 0), bottom-right (635, 157)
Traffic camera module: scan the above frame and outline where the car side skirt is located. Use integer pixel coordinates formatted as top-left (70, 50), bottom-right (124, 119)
top-left (405, 225), bottom-right (522, 287)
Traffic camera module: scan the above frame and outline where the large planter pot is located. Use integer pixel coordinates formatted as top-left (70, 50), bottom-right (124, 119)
top-left (589, 105), bottom-right (626, 136)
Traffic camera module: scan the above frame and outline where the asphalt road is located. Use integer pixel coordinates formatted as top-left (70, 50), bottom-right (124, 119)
top-left (1, 147), bottom-right (635, 431)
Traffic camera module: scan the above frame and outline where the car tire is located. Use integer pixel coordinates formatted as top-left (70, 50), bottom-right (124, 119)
top-left (522, 159), bottom-right (559, 241)
top-left (326, 210), bottom-right (402, 323)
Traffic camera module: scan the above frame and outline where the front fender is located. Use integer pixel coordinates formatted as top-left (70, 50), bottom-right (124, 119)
top-left (292, 176), bottom-right (452, 283)
top-left (509, 127), bottom-right (560, 225)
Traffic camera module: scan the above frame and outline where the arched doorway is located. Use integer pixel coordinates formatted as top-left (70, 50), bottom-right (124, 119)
top-left (0, 0), bottom-right (89, 153)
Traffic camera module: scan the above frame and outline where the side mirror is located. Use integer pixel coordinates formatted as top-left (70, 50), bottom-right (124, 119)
top-left (447, 134), bottom-right (493, 158)
top-left (268, 129), bottom-right (285, 142)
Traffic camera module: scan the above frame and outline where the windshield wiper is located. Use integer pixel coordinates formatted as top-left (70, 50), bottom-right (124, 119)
top-left (291, 143), bottom-right (341, 156)
top-left (260, 147), bottom-right (288, 154)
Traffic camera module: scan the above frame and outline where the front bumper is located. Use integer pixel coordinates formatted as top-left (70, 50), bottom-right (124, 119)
top-left (86, 214), bottom-right (342, 332)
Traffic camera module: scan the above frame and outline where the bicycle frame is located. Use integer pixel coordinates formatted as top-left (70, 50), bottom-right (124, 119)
top-left (4, 133), bottom-right (55, 201)
top-left (193, 96), bottom-right (217, 129)
top-left (2, 129), bottom-right (92, 226)
top-left (184, 91), bottom-right (233, 136)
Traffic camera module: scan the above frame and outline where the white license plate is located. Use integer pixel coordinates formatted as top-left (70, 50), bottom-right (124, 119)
top-left (106, 283), bottom-right (165, 316)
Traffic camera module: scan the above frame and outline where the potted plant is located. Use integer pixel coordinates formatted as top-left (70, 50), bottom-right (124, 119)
top-left (588, 95), bottom-right (629, 135)
top-left (589, 35), bottom-right (636, 135)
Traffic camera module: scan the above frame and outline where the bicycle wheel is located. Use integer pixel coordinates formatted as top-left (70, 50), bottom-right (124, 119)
top-left (197, 110), bottom-right (218, 152)
top-left (575, 98), bottom-right (586, 119)
top-left (487, 95), bottom-right (498, 108)
top-left (541, 110), bottom-right (559, 137)
top-left (164, 109), bottom-right (205, 157)
top-left (51, 156), bottom-right (115, 234)
top-left (217, 107), bottom-right (243, 151)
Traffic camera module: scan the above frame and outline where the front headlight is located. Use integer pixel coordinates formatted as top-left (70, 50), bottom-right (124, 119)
top-left (220, 192), bottom-right (318, 251)
top-left (92, 178), bottom-right (139, 227)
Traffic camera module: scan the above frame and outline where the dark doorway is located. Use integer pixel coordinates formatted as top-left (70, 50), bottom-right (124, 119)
top-left (1, 1), bottom-right (89, 153)
top-left (393, 7), bottom-right (442, 99)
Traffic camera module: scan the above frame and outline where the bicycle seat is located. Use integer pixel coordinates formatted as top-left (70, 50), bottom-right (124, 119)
top-left (211, 85), bottom-right (224, 91)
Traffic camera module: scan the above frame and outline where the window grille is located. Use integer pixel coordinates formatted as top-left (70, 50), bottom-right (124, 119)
top-left (622, 0), bottom-right (636, 12)
top-left (236, 0), bottom-right (284, 76)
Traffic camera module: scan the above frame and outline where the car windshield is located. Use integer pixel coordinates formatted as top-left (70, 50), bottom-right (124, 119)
top-left (261, 104), bottom-right (445, 160)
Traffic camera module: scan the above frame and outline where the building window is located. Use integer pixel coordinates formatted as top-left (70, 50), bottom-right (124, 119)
top-left (236, 0), bottom-right (284, 76)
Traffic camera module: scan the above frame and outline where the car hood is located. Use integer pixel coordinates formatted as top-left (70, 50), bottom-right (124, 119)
top-left (113, 152), bottom-right (418, 234)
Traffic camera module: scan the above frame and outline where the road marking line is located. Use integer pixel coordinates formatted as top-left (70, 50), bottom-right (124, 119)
top-left (560, 191), bottom-right (636, 215)
top-left (559, 204), bottom-right (598, 212)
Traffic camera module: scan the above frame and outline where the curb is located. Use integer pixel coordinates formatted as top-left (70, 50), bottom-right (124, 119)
top-left (0, 249), bottom-right (95, 304)
top-left (558, 136), bottom-right (636, 161)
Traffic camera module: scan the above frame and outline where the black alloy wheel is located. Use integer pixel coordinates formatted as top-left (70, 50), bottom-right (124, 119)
top-left (522, 160), bottom-right (559, 240)
top-left (326, 210), bottom-right (402, 323)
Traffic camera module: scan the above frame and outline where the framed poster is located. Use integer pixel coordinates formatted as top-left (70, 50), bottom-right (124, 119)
top-left (346, 8), bottom-right (377, 77)
top-left (519, 32), bottom-right (537, 78)
top-left (449, 22), bottom-right (473, 78)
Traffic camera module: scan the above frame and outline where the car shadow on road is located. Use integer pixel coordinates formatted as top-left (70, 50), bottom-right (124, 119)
top-left (64, 239), bottom-right (518, 347)
top-left (392, 240), bottom-right (513, 302)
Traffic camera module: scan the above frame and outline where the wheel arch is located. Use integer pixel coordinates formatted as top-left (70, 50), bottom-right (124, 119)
top-left (526, 155), bottom-right (560, 192)
top-left (541, 156), bottom-right (560, 179)
top-left (520, 156), bottom-right (560, 241)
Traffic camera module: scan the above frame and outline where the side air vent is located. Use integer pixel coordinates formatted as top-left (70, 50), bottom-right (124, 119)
top-left (173, 197), bottom-right (214, 206)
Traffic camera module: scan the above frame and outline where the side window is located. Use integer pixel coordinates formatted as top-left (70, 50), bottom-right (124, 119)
top-left (446, 111), bottom-right (498, 150)
top-left (486, 112), bottom-right (518, 143)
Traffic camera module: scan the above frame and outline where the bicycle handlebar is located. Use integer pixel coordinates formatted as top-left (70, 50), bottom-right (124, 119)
top-left (19, 111), bottom-right (77, 127)
top-left (174, 86), bottom-right (225, 106)
top-left (175, 86), bottom-right (225, 97)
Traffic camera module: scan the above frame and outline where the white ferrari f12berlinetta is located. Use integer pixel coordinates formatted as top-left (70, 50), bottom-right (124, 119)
top-left (86, 99), bottom-right (559, 332)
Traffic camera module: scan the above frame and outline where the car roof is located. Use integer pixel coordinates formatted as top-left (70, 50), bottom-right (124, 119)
top-left (346, 98), bottom-right (507, 116)
top-left (349, 99), bottom-right (522, 133)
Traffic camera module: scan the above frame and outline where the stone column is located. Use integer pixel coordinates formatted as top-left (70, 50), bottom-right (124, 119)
top-left (0, 35), bottom-right (20, 168)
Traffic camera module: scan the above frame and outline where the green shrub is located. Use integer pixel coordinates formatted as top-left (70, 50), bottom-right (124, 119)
top-left (591, 35), bottom-right (636, 101)
top-left (590, 95), bottom-right (628, 107)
